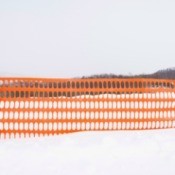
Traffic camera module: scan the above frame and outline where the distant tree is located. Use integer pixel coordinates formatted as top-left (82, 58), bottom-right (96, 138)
top-left (81, 67), bottom-right (175, 80)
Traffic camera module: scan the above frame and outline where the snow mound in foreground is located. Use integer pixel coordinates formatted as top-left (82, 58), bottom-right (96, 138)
top-left (0, 130), bottom-right (175, 175)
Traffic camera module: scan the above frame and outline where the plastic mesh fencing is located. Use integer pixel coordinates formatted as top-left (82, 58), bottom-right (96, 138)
top-left (0, 77), bottom-right (175, 138)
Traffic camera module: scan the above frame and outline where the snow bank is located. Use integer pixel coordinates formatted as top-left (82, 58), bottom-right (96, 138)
top-left (0, 130), bottom-right (175, 175)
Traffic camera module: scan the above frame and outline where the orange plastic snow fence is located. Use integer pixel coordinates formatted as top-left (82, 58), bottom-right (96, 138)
top-left (0, 77), bottom-right (175, 138)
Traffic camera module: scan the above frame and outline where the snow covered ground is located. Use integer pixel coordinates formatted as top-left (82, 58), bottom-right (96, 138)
top-left (0, 129), bottom-right (175, 175)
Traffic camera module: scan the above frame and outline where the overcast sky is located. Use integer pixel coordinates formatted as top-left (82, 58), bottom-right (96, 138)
top-left (0, 0), bottom-right (175, 78)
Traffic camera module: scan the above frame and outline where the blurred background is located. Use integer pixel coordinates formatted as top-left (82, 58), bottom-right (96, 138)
top-left (0, 0), bottom-right (175, 77)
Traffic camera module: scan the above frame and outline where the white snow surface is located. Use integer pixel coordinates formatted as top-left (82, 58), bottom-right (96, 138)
top-left (0, 130), bottom-right (175, 175)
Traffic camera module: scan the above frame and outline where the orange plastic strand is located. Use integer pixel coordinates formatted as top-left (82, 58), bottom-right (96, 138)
top-left (0, 78), bottom-right (175, 138)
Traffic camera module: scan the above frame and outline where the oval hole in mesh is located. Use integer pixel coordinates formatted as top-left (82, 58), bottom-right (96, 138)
top-left (100, 112), bottom-right (103, 119)
top-left (103, 102), bottom-right (107, 108)
top-left (58, 112), bottom-right (62, 119)
top-left (72, 102), bottom-right (75, 108)
top-left (76, 102), bottom-right (80, 108)
top-left (72, 112), bottom-right (75, 119)
top-left (19, 112), bottom-right (23, 119)
top-left (109, 122), bottom-right (113, 130)
top-left (109, 112), bottom-right (112, 119)
top-left (172, 121), bottom-right (175, 128)
top-left (139, 122), bottom-right (143, 129)
top-left (33, 112), bottom-right (38, 120)
top-left (159, 121), bottom-right (164, 128)
top-left (38, 112), bottom-right (43, 119)
top-left (81, 102), bottom-right (85, 109)
top-left (14, 112), bottom-right (18, 119)
top-left (35, 101), bottom-right (39, 108)
top-left (113, 102), bottom-right (116, 108)
top-left (48, 123), bottom-right (52, 131)
top-left (100, 122), bottom-right (103, 130)
top-left (58, 102), bottom-right (61, 108)
top-left (130, 102), bottom-right (134, 108)
top-left (76, 122), bottom-right (80, 130)
top-left (5, 101), bottom-right (10, 109)
top-left (113, 122), bottom-right (117, 130)
top-left (118, 112), bottom-right (121, 119)
top-left (90, 112), bottom-right (94, 119)
top-left (62, 112), bottom-right (66, 119)
top-left (156, 92), bottom-right (160, 99)
top-left (48, 112), bottom-right (52, 119)
top-left (130, 122), bottom-right (134, 129)
top-left (9, 112), bottom-right (13, 119)
top-left (147, 122), bottom-right (151, 129)
top-left (152, 101), bottom-right (155, 108)
top-left (67, 101), bottom-right (71, 108)
top-left (58, 123), bottom-right (62, 130)
top-left (76, 112), bottom-right (80, 119)
top-left (100, 101), bottom-right (103, 108)
top-left (10, 101), bottom-right (14, 109)
top-left (81, 112), bottom-right (85, 119)
top-left (135, 112), bottom-right (139, 119)
top-left (104, 122), bottom-right (108, 130)
top-left (19, 122), bottom-right (23, 130)
top-left (15, 101), bottom-right (19, 108)
top-left (43, 101), bottom-right (47, 108)
top-left (156, 121), bottom-right (160, 128)
top-left (104, 112), bottom-right (108, 119)
top-left (113, 112), bottom-right (117, 119)
top-left (67, 112), bottom-right (71, 119)
top-left (118, 122), bottom-right (121, 130)
top-left (72, 122), bottom-right (76, 130)
top-left (24, 123), bottom-right (28, 130)
top-left (126, 122), bottom-right (130, 129)
top-left (86, 112), bottom-right (90, 119)
top-left (53, 101), bottom-right (57, 108)
top-left (90, 102), bottom-right (94, 108)
top-left (143, 112), bottom-right (147, 119)
top-left (20, 101), bottom-right (24, 108)
top-left (135, 122), bottom-right (139, 129)
top-left (155, 102), bottom-right (159, 109)
top-left (91, 122), bottom-right (95, 130)
top-left (62, 102), bottom-right (66, 109)
top-left (122, 122), bottom-right (126, 130)
top-left (44, 112), bottom-right (47, 119)
top-left (95, 122), bottom-right (99, 130)
top-left (122, 112), bottom-right (126, 119)
top-left (148, 102), bottom-right (151, 109)
top-left (95, 102), bottom-right (98, 109)
top-left (30, 101), bottom-right (34, 109)
top-left (0, 122), bottom-right (3, 130)
top-left (48, 101), bottom-right (52, 109)
top-left (4, 112), bottom-right (8, 119)
top-left (152, 121), bottom-right (156, 129)
top-left (95, 112), bottom-right (99, 119)
top-left (43, 123), bottom-right (47, 131)
top-left (14, 122), bottom-right (18, 130)
top-left (39, 123), bottom-right (43, 130)
top-left (25, 101), bottom-right (29, 108)
top-left (0, 102), bottom-right (4, 109)
top-left (67, 122), bottom-right (71, 130)
top-left (86, 122), bottom-right (90, 130)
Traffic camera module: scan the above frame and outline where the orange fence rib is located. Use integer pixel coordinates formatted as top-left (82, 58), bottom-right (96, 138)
top-left (0, 77), bottom-right (175, 138)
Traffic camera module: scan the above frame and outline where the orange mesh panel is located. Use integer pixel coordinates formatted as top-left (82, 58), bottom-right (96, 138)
top-left (0, 78), bottom-right (175, 138)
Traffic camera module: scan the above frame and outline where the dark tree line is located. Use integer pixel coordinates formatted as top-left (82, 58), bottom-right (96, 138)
top-left (81, 68), bottom-right (175, 79)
